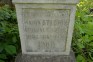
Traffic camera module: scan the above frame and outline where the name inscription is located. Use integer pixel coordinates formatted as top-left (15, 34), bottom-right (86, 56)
top-left (22, 9), bottom-right (70, 52)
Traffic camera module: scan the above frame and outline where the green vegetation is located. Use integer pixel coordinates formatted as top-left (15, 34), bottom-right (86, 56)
top-left (0, 0), bottom-right (93, 62)
top-left (0, 5), bottom-right (20, 62)
top-left (72, 0), bottom-right (93, 62)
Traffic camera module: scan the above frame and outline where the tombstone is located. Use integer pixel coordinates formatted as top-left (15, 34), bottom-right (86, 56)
top-left (12, 0), bottom-right (79, 62)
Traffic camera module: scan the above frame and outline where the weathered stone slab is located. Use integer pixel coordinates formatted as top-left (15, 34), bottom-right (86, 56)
top-left (23, 9), bottom-right (70, 52)
top-left (13, 0), bottom-right (79, 55)
top-left (15, 51), bottom-right (76, 62)
top-left (14, 4), bottom-right (77, 55)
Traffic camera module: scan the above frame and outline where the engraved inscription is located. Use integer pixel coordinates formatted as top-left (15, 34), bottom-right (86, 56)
top-left (22, 9), bottom-right (70, 52)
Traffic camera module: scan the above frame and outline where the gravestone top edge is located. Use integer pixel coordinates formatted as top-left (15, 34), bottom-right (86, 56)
top-left (12, 0), bottom-right (79, 4)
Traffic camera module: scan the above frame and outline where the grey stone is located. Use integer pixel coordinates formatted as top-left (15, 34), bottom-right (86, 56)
top-left (13, 3), bottom-right (77, 55)
top-left (13, 0), bottom-right (79, 55)
top-left (12, 0), bottom-right (79, 4)
top-left (15, 50), bottom-right (76, 62)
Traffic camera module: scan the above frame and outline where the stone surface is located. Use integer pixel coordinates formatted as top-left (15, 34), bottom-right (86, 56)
top-left (13, 0), bottom-right (79, 55)
top-left (13, 0), bottom-right (79, 4)
top-left (15, 4), bottom-right (77, 55)
top-left (15, 51), bottom-right (76, 62)
top-left (23, 9), bottom-right (70, 53)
